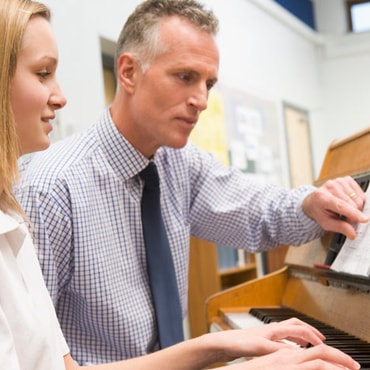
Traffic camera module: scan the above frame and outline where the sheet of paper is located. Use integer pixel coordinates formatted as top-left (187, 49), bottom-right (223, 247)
top-left (331, 188), bottom-right (370, 276)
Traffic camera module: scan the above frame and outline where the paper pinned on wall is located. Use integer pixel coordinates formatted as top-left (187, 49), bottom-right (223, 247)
top-left (331, 187), bottom-right (370, 276)
top-left (190, 89), bottom-right (229, 166)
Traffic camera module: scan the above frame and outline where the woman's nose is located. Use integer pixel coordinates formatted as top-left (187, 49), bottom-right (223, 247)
top-left (49, 81), bottom-right (67, 110)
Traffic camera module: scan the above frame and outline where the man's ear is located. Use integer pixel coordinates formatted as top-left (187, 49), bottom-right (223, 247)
top-left (116, 53), bottom-right (139, 94)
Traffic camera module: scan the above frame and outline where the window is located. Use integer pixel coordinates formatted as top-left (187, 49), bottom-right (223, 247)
top-left (102, 53), bottom-right (116, 105)
top-left (273, 0), bottom-right (316, 30)
top-left (347, 0), bottom-right (370, 32)
top-left (100, 37), bottom-right (117, 105)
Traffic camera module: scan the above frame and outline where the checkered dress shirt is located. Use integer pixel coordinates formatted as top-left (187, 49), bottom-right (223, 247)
top-left (16, 107), bottom-right (322, 365)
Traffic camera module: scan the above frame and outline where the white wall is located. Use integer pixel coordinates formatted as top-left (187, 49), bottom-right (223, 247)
top-left (313, 0), bottom-right (347, 35)
top-left (43, 0), bottom-right (143, 137)
top-left (43, 0), bottom-right (370, 180)
top-left (313, 0), bottom-right (370, 175)
top-left (208, 0), bottom-right (323, 181)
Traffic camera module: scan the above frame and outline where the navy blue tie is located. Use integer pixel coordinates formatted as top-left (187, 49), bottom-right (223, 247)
top-left (139, 162), bottom-right (184, 348)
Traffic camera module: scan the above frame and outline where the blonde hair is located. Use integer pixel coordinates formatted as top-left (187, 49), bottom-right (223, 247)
top-left (0, 0), bottom-right (50, 214)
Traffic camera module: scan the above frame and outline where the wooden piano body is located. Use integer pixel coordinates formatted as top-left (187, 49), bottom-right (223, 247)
top-left (207, 127), bottom-right (370, 347)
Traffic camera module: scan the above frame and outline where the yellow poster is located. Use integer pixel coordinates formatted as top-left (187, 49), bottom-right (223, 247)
top-left (190, 89), bottom-right (229, 166)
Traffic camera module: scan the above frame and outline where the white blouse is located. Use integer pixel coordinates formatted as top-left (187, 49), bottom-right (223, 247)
top-left (0, 210), bottom-right (69, 369)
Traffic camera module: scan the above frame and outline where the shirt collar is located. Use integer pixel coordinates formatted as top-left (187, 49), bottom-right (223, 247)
top-left (0, 209), bottom-right (22, 234)
top-left (0, 210), bottom-right (27, 255)
top-left (95, 107), bottom-right (150, 180)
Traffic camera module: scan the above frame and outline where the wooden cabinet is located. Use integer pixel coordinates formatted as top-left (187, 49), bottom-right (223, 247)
top-left (218, 259), bottom-right (257, 289)
top-left (265, 244), bottom-right (289, 273)
top-left (188, 237), bottom-right (257, 338)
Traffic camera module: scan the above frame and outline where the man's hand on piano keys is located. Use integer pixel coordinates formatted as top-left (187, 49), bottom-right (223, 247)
top-left (224, 344), bottom-right (361, 370)
top-left (302, 176), bottom-right (368, 240)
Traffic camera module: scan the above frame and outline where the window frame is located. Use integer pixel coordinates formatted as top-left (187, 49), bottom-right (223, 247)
top-left (346, 0), bottom-right (370, 32)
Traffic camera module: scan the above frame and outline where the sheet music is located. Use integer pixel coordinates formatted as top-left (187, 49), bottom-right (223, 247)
top-left (331, 188), bottom-right (370, 276)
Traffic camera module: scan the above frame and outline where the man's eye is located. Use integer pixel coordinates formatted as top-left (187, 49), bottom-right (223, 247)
top-left (178, 73), bottom-right (191, 82)
top-left (206, 81), bottom-right (215, 91)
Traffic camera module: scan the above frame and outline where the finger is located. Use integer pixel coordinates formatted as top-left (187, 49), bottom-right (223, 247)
top-left (324, 206), bottom-right (368, 240)
top-left (296, 344), bottom-right (360, 370)
top-left (248, 338), bottom-right (297, 356)
top-left (345, 176), bottom-right (367, 199)
top-left (343, 186), bottom-right (366, 209)
top-left (278, 318), bottom-right (325, 338)
top-left (344, 190), bottom-right (365, 209)
top-left (251, 346), bottom-right (360, 370)
top-left (318, 177), bottom-right (366, 210)
top-left (276, 318), bottom-right (325, 341)
top-left (316, 194), bottom-right (368, 233)
top-left (277, 330), bottom-right (322, 348)
top-left (316, 209), bottom-right (357, 240)
top-left (267, 323), bottom-right (325, 347)
top-left (320, 177), bottom-right (354, 199)
top-left (302, 189), bottom-right (367, 234)
top-left (324, 218), bottom-right (357, 240)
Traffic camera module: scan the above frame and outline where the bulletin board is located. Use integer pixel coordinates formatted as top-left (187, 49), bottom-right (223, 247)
top-left (191, 84), bottom-right (284, 187)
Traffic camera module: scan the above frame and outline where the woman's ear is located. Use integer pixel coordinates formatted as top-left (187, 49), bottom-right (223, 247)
top-left (116, 53), bottom-right (139, 94)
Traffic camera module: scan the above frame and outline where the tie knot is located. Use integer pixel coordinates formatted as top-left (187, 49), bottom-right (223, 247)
top-left (139, 162), bottom-right (159, 188)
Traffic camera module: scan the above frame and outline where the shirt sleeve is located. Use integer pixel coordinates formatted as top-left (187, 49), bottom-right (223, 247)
top-left (187, 145), bottom-right (323, 252)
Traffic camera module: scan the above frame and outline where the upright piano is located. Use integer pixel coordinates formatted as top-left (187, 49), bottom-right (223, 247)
top-left (206, 127), bottom-right (370, 368)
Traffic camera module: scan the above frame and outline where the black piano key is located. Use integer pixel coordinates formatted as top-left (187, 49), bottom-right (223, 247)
top-left (250, 307), bottom-right (370, 367)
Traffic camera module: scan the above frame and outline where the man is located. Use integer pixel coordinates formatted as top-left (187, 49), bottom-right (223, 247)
top-left (17, 0), bottom-right (367, 365)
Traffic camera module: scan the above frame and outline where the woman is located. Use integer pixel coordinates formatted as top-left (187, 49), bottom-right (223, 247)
top-left (0, 0), bottom-right (361, 369)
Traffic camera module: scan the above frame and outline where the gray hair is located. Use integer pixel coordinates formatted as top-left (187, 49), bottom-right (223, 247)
top-left (115, 0), bottom-right (219, 71)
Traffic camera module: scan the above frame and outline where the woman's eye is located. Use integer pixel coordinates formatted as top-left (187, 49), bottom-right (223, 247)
top-left (37, 71), bottom-right (51, 79)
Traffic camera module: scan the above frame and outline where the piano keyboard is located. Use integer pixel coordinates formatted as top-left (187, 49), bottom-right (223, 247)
top-left (225, 307), bottom-right (370, 369)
